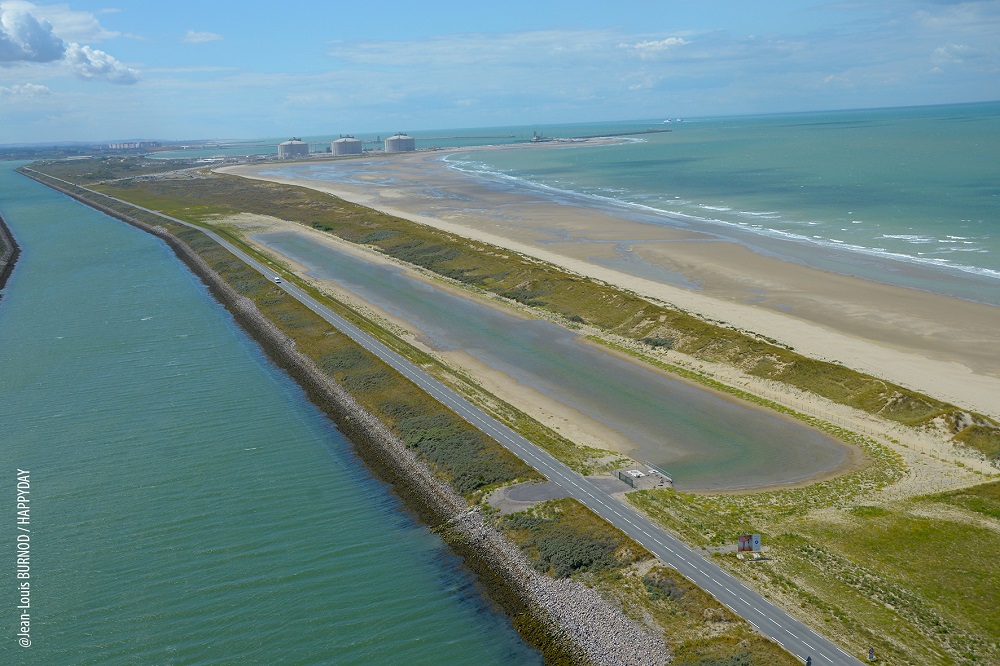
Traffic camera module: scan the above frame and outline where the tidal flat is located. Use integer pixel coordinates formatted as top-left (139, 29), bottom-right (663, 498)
top-left (253, 226), bottom-right (849, 490)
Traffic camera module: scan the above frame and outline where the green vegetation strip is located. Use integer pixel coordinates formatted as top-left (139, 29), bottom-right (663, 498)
top-left (921, 479), bottom-right (1000, 520)
top-left (499, 499), bottom-right (801, 666)
top-left (501, 498), bottom-right (652, 578)
top-left (47, 162), bottom-right (997, 463)
top-left (626, 482), bottom-right (1000, 665)
top-left (21, 167), bottom-right (538, 501)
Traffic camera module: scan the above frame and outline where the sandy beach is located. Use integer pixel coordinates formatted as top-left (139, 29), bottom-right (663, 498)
top-left (222, 150), bottom-right (1000, 424)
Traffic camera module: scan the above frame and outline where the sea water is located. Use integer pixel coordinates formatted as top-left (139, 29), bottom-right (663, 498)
top-left (0, 166), bottom-right (538, 664)
top-left (445, 103), bottom-right (1000, 304)
top-left (240, 103), bottom-right (999, 303)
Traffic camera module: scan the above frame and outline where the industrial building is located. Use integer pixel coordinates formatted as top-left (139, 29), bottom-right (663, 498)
top-left (331, 136), bottom-right (363, 156)
top-left (384, 133), bottom-right (416, 153)
top-left (278, 138), bottom-right (309, 159)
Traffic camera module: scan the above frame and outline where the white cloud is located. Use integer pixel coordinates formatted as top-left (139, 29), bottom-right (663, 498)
top-left (0, 6), bottom-right (64, 62)
top-left (64, 42), bottom-right (138, 84)
top-left (0, 4), bottom-right (137, 83)
top-left (183, 30), bottom-right (222, 44)
top-left (0, 81), bottom-right (48, 96)
top-left (329, 29), bottom-right (619, 68)
top-left (932, 43), bottom-right (974, 64)
top-left (0, 1), bottom-right (119, 41)
top-left (620, 37), bottom-right (689, 59)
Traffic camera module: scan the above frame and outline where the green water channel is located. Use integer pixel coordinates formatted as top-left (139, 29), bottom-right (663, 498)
top-left (0, 166), bottom-right (539, 665)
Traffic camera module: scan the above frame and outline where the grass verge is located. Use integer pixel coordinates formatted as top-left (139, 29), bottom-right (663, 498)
top-left (498, 499), bottom-right (802, 665)
top-left (627, 483), bottom-right (1000, 665)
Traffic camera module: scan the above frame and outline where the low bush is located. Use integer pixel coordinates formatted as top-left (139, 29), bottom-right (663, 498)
top-left (502, 499), bottom-right (650, 578)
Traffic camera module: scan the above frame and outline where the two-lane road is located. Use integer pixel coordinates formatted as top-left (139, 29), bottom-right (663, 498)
top-left (31, 170), bottom-right (861, 665)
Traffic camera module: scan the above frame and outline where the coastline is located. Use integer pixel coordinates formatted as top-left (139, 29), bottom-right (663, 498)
top-left (221, 152), bottom-right (1000, 421)
top-left (17, 143), bottom-right (1000, 660)
top-left (18, 168), bottom-right (670, 665)
top-left (0, 211), bottom-right (21, 294)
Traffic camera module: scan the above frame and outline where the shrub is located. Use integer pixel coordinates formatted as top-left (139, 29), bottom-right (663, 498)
top-left (502, 499), bottom-right (650, 578)
top-left (644, 572), bottom-right (689, 602)
top-left (356, 229), bottom-right (398, 244)
top-left (641, 336), bottom-right (675, 349)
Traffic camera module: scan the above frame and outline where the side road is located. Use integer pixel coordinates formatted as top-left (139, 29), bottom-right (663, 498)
top-left (24, 168), bottom-right (862, 666)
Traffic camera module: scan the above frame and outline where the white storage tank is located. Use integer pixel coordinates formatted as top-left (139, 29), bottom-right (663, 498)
top-left (331, 136), bottom-right (363, 156)
top-left (384, 133), bottom-right (415, 153)
top-left (278, 138), bottom-right (309, 159)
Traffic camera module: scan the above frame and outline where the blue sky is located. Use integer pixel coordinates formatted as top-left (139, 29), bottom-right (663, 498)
top-left (1, 0), bottom-right (998, 143)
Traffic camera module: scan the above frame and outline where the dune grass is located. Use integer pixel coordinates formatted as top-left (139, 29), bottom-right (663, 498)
top-left (920, 480), bottom-right (1000, 521)
top-left (628, 482), bottom-right (1000, 666)
top-left (499, 499), bottom-right (801, 665)
top-left (63, 167), bottom-right (997, 462)
top-left (500, 498), bottom-right (652, 578)
top-left (637, 567), bottom-right (801, 666)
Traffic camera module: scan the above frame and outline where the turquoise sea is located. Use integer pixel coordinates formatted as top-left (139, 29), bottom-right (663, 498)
top-left (209, 102), bottom-right (998, 305)
top-left (0, 165), bottom-right (538, 664)
top-left (443, 103), bottom-right (1000, 305)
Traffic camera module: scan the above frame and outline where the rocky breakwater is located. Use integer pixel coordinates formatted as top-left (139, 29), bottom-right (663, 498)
top-left (0, 211), bottom-right (21, 293)
top-left (20, 169), bottom-right (672, 665)
top-left (444, 509), bottom-right (670, 666)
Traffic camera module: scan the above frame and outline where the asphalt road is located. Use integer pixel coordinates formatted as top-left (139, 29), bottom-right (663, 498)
top-left (41, 172), bottom-right (862, 665)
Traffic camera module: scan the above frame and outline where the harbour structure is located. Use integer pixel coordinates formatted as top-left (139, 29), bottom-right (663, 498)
top-left (384, 133), bottom-right (416, 153)
top-left (107, 141), bottom-right (160, 151)
top-left (331, 135), bottom-right (363, 156)
top-left (278, 138), bottom-right (309, 159)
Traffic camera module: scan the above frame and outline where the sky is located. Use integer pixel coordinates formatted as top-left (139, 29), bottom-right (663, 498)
top-left (0, 0), bottom-right (998, 144)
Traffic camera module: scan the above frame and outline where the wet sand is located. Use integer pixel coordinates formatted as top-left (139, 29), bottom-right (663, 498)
top-left (222, 151), bottom-right (1000, 422)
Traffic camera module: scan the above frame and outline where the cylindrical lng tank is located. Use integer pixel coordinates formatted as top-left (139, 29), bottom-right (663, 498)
top-left (331, 136), bottom-right (363, 156)
top-left (384, 133), bottom-right (415, 153)
top-left (278, 138), bottom-right (309, 159)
